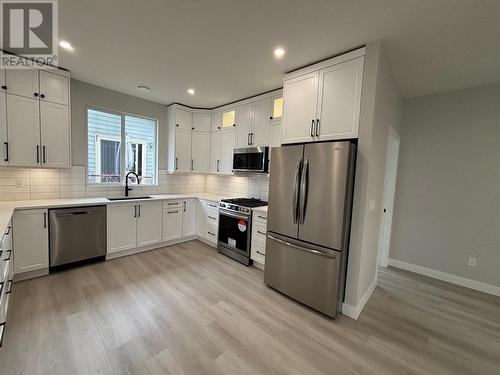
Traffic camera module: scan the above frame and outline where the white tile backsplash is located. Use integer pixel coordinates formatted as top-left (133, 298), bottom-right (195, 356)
top-left (0, 166), bottom-right (270, 201)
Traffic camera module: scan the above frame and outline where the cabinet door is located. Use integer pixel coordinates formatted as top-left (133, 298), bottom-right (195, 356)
top-left (174, 128), bottom-right (192, 173)
top-left (316, 57), bottom-right (363, 140)
top-left (5, 69), bottom-right (39, 98)
top-left (137, 201), bottom-right (163, 247)
top-left (13, 209), bottom-right (49, 274)
top-left (182, 199), bottom-right (196, 237)
top-left (191, 132), bottom-right (210, 173)
top-left (0, 92), bottom-right (7, 166)
top-left (281, 71), bottom-right (319, 144)
top-left (211, 111), bottom-right (222, 132)
top-left (0, 68), bottom-right (5, 89)
top-left (163, 208), bottom-right (182, 241)
top-left (40, 101), bottom-right (70, 167)
top-left (175, 109), bottom-right (192, 131)
top-left (252, 98), bottom-right (271, 147)
top-left (235, 103), bottom-right (253, 148)
top-left (209, 132), bottom-right (221, 174)
top-left (39, 70), bottom-right (69, 105)
top-left (192, 113), bottom-right (211, 132)
top-left (196, 199), bottom-right (206, 237)
top-left (220, 128), bottom-right (235, 175)
top-left (6, 94), bottom-right (40, 167)
top-left (269, 123), bottom-right (282, 149)
top-left (107, 204), bottom-right (137, 253)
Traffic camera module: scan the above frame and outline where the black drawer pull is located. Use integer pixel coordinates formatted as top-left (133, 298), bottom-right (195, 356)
top-left (256, 251), bottom-right (265, 256)
top-left (3, 250), bottom-right (11, 261)
top-left (6, 280), bottom-right (12, 294)
top-left (208, 216), bottom-right (216, 220)
top-left (0, 281), bottom-right (3, 296)
top-left (257, 230), bottom-right (266, 235)
top-left (257, 215), bottom-right (267, 220)
top-left (0, 322), bottom-right (5, 348)
top-left (207, 231), bottom-right (215, 236)
top-left (167, 210), bottom-right (179, 214)
top-left (4, 226), bottom-right (10, 235)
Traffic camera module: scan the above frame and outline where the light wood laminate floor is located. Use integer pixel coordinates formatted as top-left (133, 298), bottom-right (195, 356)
top-left (1, 240), bottom-right (499, 375)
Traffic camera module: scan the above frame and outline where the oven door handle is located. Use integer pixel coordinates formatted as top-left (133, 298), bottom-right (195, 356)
top-left (219, 209), bottom-right (249, 221)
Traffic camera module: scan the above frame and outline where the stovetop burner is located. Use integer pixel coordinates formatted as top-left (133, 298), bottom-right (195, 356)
top-left (221, 198), bottom-right (268, 208)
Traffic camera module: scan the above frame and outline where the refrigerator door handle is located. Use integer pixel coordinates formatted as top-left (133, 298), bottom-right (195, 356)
top-left (292, 159), bottom-right (302, 223)
top-left (299, 158), bottom-right (309, 224)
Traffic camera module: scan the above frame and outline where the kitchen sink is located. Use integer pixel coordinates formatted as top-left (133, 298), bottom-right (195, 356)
top-left (106, 196), bottom-right (153, 201)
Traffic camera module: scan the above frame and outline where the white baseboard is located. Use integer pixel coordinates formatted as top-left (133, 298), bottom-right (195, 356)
top-left (106, 236), bottom-right (197, 260)
top-left (342, 279), bottom-right (377, 320)
top-left (388, 259), bottom-right (500, 297)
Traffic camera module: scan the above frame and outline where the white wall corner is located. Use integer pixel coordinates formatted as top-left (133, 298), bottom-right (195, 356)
top-left (342, 279), bottom-right (377, 320)
top-left (388, 259), bottom-right (500, 297)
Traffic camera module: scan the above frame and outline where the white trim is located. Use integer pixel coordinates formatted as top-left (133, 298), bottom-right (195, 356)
top-left (388, 259), bottom-right (500, 297)
top-left (342, 279), bottom-right (377, 320)
top-left (95, 134), bottom-right (121, 176)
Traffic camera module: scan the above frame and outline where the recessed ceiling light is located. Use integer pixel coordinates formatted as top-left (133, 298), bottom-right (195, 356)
top-left (187, 88), bottom-right (195, 95)
top-left (137, 85), bottom-right (150, 92)
top-left (59, 40), bottom-right (74, 51)
top-left (274, 47), bottom-right (285, 59)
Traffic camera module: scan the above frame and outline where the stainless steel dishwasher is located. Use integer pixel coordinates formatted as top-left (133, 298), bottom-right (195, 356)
top-left (49, 206), bottom-right (106, 268)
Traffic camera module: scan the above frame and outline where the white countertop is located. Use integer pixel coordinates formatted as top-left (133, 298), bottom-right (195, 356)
top-left (0, 192), bottom-right (229, 237)
top-left (252, 206), bottom-right (268, 214)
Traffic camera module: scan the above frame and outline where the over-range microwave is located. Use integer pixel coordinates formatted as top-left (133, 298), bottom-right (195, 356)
top-left (232, 147), bottom-right (269, 173)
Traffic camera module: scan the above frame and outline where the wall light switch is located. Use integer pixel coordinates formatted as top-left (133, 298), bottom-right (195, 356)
top-left (467, 257), bottom-right (477, 267)
top-left (369, 199), bottom-right (376, 211)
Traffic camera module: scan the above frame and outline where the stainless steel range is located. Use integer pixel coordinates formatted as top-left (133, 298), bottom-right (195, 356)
top-left (218, 198), bottom-right (268, 266)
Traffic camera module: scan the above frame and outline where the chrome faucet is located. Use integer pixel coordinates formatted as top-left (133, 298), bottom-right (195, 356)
top-left (125, 171), bottom-right (140, 197)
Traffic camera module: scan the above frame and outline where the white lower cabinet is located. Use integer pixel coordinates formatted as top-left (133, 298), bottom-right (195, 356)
top-left (196, 199), bottom-right (206, 237)
top-left (182, 199), bottom-right (196, 237)
top-left (12, 209), bottom-right (49, 274)
top-left (196, 199), bottom-right (219, 245)
top-left (136, 201), bottom-right (163, 247)
top-left (107, 203), bottom-right (137, 253)
top-left (163, 206), bottom-right (182, 241)
top-left (251, 211), bottom-right (268, 266)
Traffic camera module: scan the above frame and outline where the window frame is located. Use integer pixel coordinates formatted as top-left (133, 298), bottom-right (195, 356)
top-left (127, 138), bottom-right (147, 177)
top-left (86, 106), bottom-right (159, 186)
top-left (95, 134), bottom-right (121, 177)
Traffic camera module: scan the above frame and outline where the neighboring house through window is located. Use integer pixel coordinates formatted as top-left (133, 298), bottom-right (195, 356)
top-left (87, 108), bottom-right (157, 185)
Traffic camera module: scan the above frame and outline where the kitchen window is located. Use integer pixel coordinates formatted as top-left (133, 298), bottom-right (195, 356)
top-left (87, 108), bottom-right (158, 184)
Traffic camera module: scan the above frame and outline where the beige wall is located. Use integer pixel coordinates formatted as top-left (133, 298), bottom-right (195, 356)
top-left (344, 41), bottom-right (403, 311)
top-left (70, 79), bottom-right (168, 169)
top-left (391, 84), bottom-right (500, 287)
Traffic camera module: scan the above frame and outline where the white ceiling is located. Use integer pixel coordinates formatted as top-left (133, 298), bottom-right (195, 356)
top-left (58, 0), bottom-right (500, 107)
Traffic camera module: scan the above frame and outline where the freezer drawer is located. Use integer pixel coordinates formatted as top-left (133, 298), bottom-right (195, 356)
top-left (264, 233), bottom-right (343, 318)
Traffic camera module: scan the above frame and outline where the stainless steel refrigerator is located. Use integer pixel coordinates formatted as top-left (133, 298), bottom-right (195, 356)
top-left (264, 141), bottom-right (356, 318)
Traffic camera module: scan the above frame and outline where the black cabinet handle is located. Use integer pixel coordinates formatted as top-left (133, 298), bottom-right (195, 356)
top-left (175, 157), bottom-right (178, 170)
top-left (208, 216), bottom-right (216, 220)
top-left (43, 213), bottom-right (47, 228)
top-left (3, 250), bottom-right (11, 261)
top-left (270, 116), bottom-right (273, 120)
top-left (40, 94), bottom-right (45, 99)
top-left (256, 251), bottom-right (265, 256)
top-left (247, 133), bottom-right (251, 145)
top-left (316, 119), bottom-right (320, 137)
top-left (4, 142), bottom-right (8, 162)
top-left (1, 85), bottom-right (6, 90)
top-left (5, 226), bottom-right (10, 235)
top-left (134, 205), bottom-right (137, 218)
top-left (232, 123), bottom-right (235, 127)
top-left (257, 215), bottom-right (267, 220)
top-left (183, 201), bottom-right (186, 212)
top-left (36, 145), bottom-right (40, 163)
top-left (217, 126), bottom-right (220, 130)
top-left (167, 210), bottom-right (179, 214)
top-left (216, 159), bottom-right (220, 172)
top-left (251, 133), bottom-right (254, 145)
top-left (191, 159), bottom-right (194, 171)
top-left (176, 124), bottom-right (179, 127)
top-left (192, 127), bottom-right (194, 130)
top-left (6, 279), bottom-right (12, 294)
top-left (34, 92), bottom-right (39, 97)
top-left (42, 145), bottom-right (46, 163)
top-left (310, 120), bottom-right (315, 137)
top-left (207, 231), bottom-right (215, 236)
top-left (257, 230), bottom-right (266, 235)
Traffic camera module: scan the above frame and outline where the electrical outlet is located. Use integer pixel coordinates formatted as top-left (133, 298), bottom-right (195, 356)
top-left (468, 257), bottom-right (477, 267)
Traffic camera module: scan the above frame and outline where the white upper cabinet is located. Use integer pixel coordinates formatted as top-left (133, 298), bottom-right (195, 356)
top-left (0, 92), bottom-right (7, 166)
top-left (174, 128), bottom-right (192, 173)
top-left (211, 111), bottom-right (222, 132)
top-left (192, 112), bottom-right (211, 132)
top-left (282, 71), bottom-right (319, 144)
top-left (5, 69), bottom-right (39, 98)
top-left (136, 201), bottom-right (163, 247)
top-left (220, 128), bottom-right (235, 174)
top-left (40, 101), bottom-right (71, 168)
top-left (182, 199), bottom-right (196, 237)
top-left (209, 131), bottom-right (221, 174)
top-left (235, 103), bottom-right (253, 148)
top-left (282, 48), bottom-right (364, 144)
top-left (252, 98), bottom-right (271, 147)
top-left (6, 95), bottom-right (40, 167)
top-left (39, 70), bottom-right (70, 105)
top-left (191, 131), bottom-right (210, 173)
top-left (316, 57), bottom-right (363, 141)
top-left (174, 108), bottom-right (192, 131)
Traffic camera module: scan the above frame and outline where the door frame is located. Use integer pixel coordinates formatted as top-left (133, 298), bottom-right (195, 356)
top-left (377, 126), bottom-right (400, 268)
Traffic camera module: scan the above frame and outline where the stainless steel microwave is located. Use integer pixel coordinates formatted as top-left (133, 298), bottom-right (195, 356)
top-left (232, 147), bottom-right (269, 173)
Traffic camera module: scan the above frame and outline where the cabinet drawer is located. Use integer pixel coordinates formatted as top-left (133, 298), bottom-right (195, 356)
top-left (0, 223), bottom-right (12, 253)
top-left (0, 249), bottom-right (12, 283)
top-left (163, 200), bottom-right (182, 208)
top-left (253, 212), bottom-right (268, 222)
top-left (206, 223), bottom-right (218, 243)
top-left (206, 210), bottom-right (218, 224)
top-left (251, 228), bottom-right (267, 245)
top-left (206, 201), bottom-right (218, 209)
top-left (251, 240), bottom-right (266, 263)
